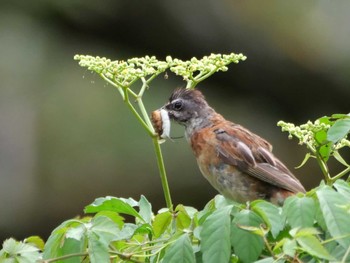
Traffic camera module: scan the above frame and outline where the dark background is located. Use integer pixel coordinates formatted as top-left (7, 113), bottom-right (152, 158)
top-left (1, 1), bottom-right (349, 242)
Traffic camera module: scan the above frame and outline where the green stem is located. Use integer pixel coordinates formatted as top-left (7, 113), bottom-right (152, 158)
top-left (315, 153), bottom-right (332, 185)
top-left (124, 88), bottom-right (153, 136)
top-left (186, 80), bottom-right (197, 89)
top-left (194, 69), bottom-right (217, 84)
top-left (331, 166), bottom-right (350, 183)
top-left (99, 73), bottom-right (125, 99)
top-left (40, 252), bottom-right (88, 263)
top-left (146, 72), bottom-right (161, 85)
top-left (306, 142), bottom-right (332, 184)
top-left (152, 137), bottom-right (173, 211)
top-left (139, 78), bottom-right (149, 97)
top-left (109, 251), bottom-right (143, 263)
top-left (262, 234), bottom-right (276, 259)
top-left (136, 79), bottom-right (155, 130)
top-left (186, 69), bottom-right (218, 89)
top-left (127, 87), bottom-right (138, 98)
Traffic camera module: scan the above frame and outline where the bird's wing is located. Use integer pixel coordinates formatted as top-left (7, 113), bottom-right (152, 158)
top-left (213, 123), bottom-right (305, 193)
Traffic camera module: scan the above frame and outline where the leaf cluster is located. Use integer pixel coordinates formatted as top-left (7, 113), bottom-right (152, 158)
top-left (2, 182), bottom-right (350, 262)
top-left (278, 114), bottom-right (350, 185)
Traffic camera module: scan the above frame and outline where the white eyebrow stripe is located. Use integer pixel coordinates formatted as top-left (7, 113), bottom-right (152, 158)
top-left (160, 109), bottom-right (170, 138)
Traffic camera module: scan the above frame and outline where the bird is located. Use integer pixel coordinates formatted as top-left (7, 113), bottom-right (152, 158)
top-left (158, 88), bottom-right (306, 206)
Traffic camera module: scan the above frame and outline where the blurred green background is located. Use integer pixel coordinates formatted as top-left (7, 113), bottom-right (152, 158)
top-left (1, 1), bottom-right (349, 242)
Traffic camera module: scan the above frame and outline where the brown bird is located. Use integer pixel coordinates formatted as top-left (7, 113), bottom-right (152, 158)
top-left (159, 88), bottom-right (305, 206)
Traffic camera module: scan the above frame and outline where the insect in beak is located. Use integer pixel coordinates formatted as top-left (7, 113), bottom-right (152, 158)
top-left (151, 109), bottom-right (171, 142)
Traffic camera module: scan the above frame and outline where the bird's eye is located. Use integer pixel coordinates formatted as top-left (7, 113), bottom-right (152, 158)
top-left (172, 100), bottom-right (183, 111)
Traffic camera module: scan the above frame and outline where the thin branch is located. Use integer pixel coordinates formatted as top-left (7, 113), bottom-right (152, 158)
top-left (39, 252), bottom-right (88, 263)
top-left (331, 166), bottom-right (350, 182)
top-left (99, 73), bottom-right (125, 100)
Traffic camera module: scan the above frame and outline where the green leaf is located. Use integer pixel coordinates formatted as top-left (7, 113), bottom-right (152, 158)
top-left (175, 205), bottom-right (192, 230)
top-left (331, 113), bottom-right (349, 120)
top-left (315, 130), bottom-right (333, 161)
top-left (66, 224), bottom-right (86, 241)
top-left (231, 210), bottom-right (264, 263)
top-left (84, 196), bottom-right (143, 221)
top-left (182, 206), bottom-right (198, 219)
top-left (254, 257), bottom-right (275, 263)
top-left (139, 195), bottom-right (153, 224)
top-left (317, 186), bottom-right (350, 249)
top-left (94, 211), bottom-right (124, 228)
top-left (152, 211), bottom-right (172, 238)
top-left (327, 118), bottom-right (350, 143)
top-left (197, 198), bottom-right (216, 225)
top-left (43, 219), bottom-right (82, 260)
top-left (283, 196), bottom-right (315, 228)
top-left (214, 195), bottom-right (239, 209)
top-left (333, 179), bottom-right (350, 201)
top-left (43, 229), bottom-right (65, 259)
top-left (163, 234), bottom-right (195, 263)
top-left (295, 153), bottom-right (313, 169)
top-left (133, 223), bottom-right (153, 236)
top-left (314, 200), bottom-right (327, 231)
top-left (333, 151), bottom-right (350, 167)
top-left (330, 244), bottom-right (350, 262)
top-left (283, 239), bottom-right (297, 257)
top-left (57, 238), bottom-right (86, 263)
top-left (292, 227), bottom-right (320, 237)
top-left (114, 223), bottom-right (138, 241)
top-left (201, 205), bottom-right (232, 263)
top-left (88, 216), bottom-right (120, 245)
top-left (85, 214), bottom-right (120, 263)
top-left (296, 235), bottom-right (334, 260)
top-left (87, 232), bottom-right (109, 263)
top-left (318, 115), bottom-right (332, 125)
top-left (0, 238), bottom-right (41, 263)
top-left (251, 200), bottom-right (283, 238)
top-left (24, 236), bottom-right (45, 250)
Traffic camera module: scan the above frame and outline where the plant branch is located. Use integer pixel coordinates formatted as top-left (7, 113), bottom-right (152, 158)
top-left (262, 234), bottom-right (276, 259)
top-left (40, 252), bottom-right (88, 263)
top-left (152, 137), bottom-right (173, 211)
top-left (194, 69), bottom-right (216, 84)
top-left (124, 87), bottom-right (153, 136)
top-left (136, 78), bottom-right (154, 131)
top-left (99, 73), bottom-right (125, 99)
top-left (315, 153), bottom-right (332, 184)
top-left (109, 251), bottom-right (143, 263)
top-left (331, 166), bottom-right (350, 183)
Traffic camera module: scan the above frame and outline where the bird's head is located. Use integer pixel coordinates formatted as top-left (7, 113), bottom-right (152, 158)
top-left (162, 88), bottom-right (213, 127)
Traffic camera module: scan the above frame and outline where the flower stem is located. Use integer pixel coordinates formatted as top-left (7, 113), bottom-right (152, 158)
top-left (152, 137), bottom-right (173, 211)
top-left (124, 88), bottom-right (153, 137)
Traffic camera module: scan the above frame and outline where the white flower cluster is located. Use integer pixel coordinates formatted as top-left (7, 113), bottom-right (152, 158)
top-left (74, 53), bottom-right (247, 87)
top-left (166, 53), bottom-right (247, 81)
top-left (278, 120), bottom-right (350, 150)
top-left (74, 55), bottom-right (168, 87)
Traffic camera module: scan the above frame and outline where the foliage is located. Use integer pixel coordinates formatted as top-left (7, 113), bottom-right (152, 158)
top-left (2, 186), bottom-right (350, 262)
top-left (1, 53), bottom-right (350, 262)
top-left (278, 115), bottom-right (350, 185)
